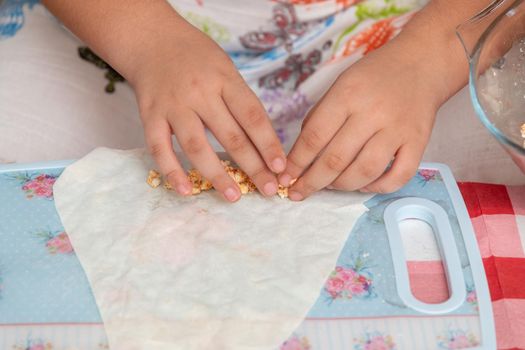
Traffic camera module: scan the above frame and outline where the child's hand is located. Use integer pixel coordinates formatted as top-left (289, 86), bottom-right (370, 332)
top-left (129, 15), bottom-right (286, 202)
top-left (279, 41), bottom-right (444, 201)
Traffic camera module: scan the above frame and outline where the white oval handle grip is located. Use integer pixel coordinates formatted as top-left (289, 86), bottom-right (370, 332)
top-left (384, 197), bottom-right (466, 315)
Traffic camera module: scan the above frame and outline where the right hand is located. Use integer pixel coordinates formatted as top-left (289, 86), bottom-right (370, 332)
top-left (129, 13), bottom-right (286, 202)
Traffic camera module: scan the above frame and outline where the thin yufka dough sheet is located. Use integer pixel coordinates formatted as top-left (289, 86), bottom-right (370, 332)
top-left (53, 148), bottom-right (370, 350)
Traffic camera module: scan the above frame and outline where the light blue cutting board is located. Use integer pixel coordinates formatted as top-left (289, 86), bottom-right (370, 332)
top-left (0, 161), bottom-right (495, 349)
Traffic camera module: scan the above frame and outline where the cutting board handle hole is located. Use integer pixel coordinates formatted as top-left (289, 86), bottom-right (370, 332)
top-left (384, 197), bottom-right (466, 314)
top-left (399, 218), bottom-right (450, 304)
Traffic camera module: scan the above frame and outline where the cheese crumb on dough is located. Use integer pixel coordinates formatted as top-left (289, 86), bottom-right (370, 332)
top-left (147, 162), bottom-right (292, 198)
top-left (146, 170), bottom-right (162, 188)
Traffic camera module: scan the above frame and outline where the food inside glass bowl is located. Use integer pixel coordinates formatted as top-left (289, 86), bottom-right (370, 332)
top-left (477, 38), bottom-right (525, 149)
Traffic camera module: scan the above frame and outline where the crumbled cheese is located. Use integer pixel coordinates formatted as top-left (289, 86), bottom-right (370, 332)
top-left (148, 161), bottom-right (292, 198)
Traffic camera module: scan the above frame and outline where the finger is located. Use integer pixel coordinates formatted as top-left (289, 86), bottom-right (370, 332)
top-left (330, 130), bottom-right (400, 192)
top-left (171, 110), bottom-right (241, 202)
top-left (204, 100), bottom-right (279, 196)
top-left (363, 143), bottom-right (424, 194)
top-left (143, 118), bottom-right (192, 196)
top-left (279, 90), bottom-right (349, 187)
top-left (222, 77), bottom-right (286, 173)
top-left (287, 118), bottom-right (375, 201)
top-left (300, 101), bottom-right (319, 130)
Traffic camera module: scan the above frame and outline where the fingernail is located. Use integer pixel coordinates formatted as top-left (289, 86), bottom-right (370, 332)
top-left (271, 157), bottom-right (286, 173)
top-left (224, 187), bottom-right (240, 202)
top-left (327, 185), bottom-right (335, 190)
top-left (288, 191), bottom-right (303, 201)
top-left (279, 173), bottom-right (292, 187)
top-left (177, 183), bottom-right (192, 196)
top-left (359, 188), bottom-right (370, 193)
top-left (263, 181), bottom-right (278, 196)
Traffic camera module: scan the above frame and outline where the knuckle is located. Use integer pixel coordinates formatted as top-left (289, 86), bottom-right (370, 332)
top-left (331, 179), bottom-right (348, 191)
top-left (210, 172), bottom-right (234, 190)
top-left (374, 168), bottom-right (415, 194)
top-left (165, 169), bottom-right (182, 184)
top-left (358, 161), bottom-right (382, 180)
top-left (209, 173), bottom-right (224, 186)
top-left (284, 157), bottom-right (304, 178)
top-left (249, 165), bottom-right (267, 179)
top-left (243, 105), bottom-right (265, 127)
top-left (227, 71), bottom-right (245, 85)
top-left (373, 183), bottom-right (397, 194)
top-left (298, 180), bottom-right (317, 195)
top-left (184, 78), bottom-right (210, 103)
top-left (261, 141), bottom-right (282, 159)
top-left (323, 152), bottom-right (347, 172)
top-left (183, 136), bottom-right (206, 155)
top-left (247, 166), bottom-right (269, 185)
top-left (138, 97), bottom-right (156, 115)
top-left (189, 76), bottom-right (203, 89)
top-left (148, 143), bottom-right (165, 159)
top-left (398, 166), bottom-right (417, 184)
top-left (299, 128), bottom-right (324, 152)
top-left (139, 100), bottom-right (163, 123)
top-left (330, 179), bottom-right (342, 190)
top-left (225, 132), bottom-right (249, 153)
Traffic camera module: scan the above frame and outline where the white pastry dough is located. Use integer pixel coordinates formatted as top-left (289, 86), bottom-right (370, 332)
top-left (53, 148), bottom-right (371, 350)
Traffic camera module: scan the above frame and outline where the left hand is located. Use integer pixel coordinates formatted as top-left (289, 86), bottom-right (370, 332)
top-left (279, 39), bottom-right (444, 201)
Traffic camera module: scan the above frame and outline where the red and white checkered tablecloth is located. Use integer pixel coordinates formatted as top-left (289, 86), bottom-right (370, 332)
top-left (458, 183), bottom-right (525, 350)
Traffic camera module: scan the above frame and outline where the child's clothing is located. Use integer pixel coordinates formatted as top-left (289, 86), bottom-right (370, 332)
top-left (167, 0), bottom-right (421, 146)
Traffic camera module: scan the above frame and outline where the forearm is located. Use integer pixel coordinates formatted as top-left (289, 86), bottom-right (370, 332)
top-left (42, 0), bottom-right (189, 86)
top-left (391, 0), bottom-right (492, 106)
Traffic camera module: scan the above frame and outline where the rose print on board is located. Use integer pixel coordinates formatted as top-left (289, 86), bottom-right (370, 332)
top-left (280, 334), bottom-right (311, 350)
top-left (5, 172), bottom-right (59, 199)
top-left (437, 328), bottom-right (480, 349)
top-left (416, 169), bottom-right (443, 186)
top-left (35, 230), bottom-right (74, 255)
top-left (324, 255), bottom-right (375, 303)
top-left (12, 337), bottom-right (53, 350)
top-left (354, 331), bottom-right (396, 350)
top-left (466, 285), bottom-right (478, 311)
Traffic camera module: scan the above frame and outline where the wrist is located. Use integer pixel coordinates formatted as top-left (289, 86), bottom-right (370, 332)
top-left (115, 12), bottom-right (194, 88)
top-left (392, 18), bottom-right (469, 108)
top-left (389, 1), bottom-right (490, 107)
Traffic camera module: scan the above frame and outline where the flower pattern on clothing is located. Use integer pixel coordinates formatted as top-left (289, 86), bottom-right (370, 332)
top-left (332, 2), bottom-right (411, 59)
top-left (261, 89), bottom-right (312, 142)
top-left (259, 48), bottom-right (324, 90)
top-left (240, 3), bottom-right (309, 52)
top-left (35, 230), bottom-right (74, 255)
top-left (0, 0), bottom-right (38, 40)
top-left (340, 17), bottom-right (396, 56)
top-left (280, 334), bottom-right (311, 350)
top-left (354, 331), bottom-right (396, 350)
top-left (184, 11), bottom-right (231, 43)
top-left (5, 172), bottom-right (58, 200)
top-left (289, 0), bottom-right (357, 6)
top-left (437, 328), bottom-right (480, 349)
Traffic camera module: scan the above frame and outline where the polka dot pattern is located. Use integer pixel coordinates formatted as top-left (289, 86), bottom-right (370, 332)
top-left (0, 168), bottom-right (101, 323)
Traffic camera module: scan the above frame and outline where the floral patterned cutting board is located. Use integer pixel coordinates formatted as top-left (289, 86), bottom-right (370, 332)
top-left (0, 162), bottom-right (494, 349)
